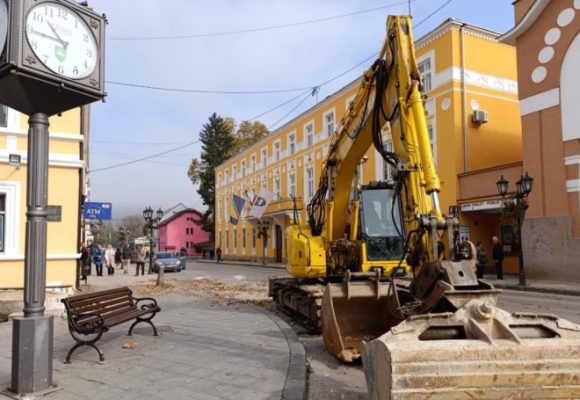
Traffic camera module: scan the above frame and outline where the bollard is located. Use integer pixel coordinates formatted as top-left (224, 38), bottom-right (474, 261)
top-left (156, 265), bottom-right (165, 286)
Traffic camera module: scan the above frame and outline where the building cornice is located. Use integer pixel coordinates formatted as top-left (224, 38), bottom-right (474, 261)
top-left (499, 0), bottom-right (551, 45)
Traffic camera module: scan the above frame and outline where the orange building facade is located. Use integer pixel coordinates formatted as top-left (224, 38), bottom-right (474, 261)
top-left (501, 0), bottom-right (580, 282)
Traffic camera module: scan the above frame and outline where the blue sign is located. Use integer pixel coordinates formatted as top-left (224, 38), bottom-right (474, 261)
top-left (83, 202), bottom-right (112, 220)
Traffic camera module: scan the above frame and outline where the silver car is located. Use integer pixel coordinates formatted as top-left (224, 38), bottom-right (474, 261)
top-left (152, 252), bottom-right (184, 272)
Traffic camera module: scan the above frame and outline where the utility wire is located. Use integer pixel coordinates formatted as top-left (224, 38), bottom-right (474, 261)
top-left (248, 89), bottom-right (312, 121)
top-left (414, 0), bottom-right (454, 28)
top-left (109, 1), bottom-right (413, 41)
top-left (268, 91), bottom-right (314, 129)
top-left (89, 140), bottom-right (199, 173)
top-left (106, 80), bottom-right (311, 94)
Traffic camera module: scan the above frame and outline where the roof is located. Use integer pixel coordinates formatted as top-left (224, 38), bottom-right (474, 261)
top-left (158, 208), bottom-right (203, 226)
top-left (499, 0), bottom-right (551, 45)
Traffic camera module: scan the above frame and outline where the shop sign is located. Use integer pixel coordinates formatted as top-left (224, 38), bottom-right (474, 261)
top-left (460, 199), bottom-right (503, 212)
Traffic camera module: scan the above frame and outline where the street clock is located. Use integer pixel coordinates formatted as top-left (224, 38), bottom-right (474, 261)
top-left (0, 0), bottom-right (106, 115)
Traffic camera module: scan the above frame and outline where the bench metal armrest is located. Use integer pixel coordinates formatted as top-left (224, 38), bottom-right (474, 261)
top-left (132, 296), bottom-right (159, 310)
top-left (68, 311), bottom-right (105, 335)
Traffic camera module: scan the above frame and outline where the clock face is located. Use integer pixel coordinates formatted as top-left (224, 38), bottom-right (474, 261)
top-left (25, 2), bottom-right (99, 80)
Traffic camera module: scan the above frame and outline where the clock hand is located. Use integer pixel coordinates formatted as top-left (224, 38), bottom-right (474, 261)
top-left (29, 28), bottom-right (63, 44)
top-left (46, 21), bottom-right (69, 49)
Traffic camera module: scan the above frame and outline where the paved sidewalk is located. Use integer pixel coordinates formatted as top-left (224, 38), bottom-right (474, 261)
top-left (0, 289), bottom-right (305, 400)
top-left (205, 258), bottom-right (580, 297)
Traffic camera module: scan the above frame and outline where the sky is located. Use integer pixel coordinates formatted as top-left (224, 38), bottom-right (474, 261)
top-left (86, 0), bottom-right (516, 218)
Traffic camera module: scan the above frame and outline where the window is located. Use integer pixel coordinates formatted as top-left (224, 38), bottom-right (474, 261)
top-left (306, 168), bottom-right (314, 201)
top-left (217, 200), bottom-right (222, 222)
top-left (305, 123), bottom-right (314, 146)
top-left (275, 178), bottom-right (281, 200)
top-left (252, 228), bottom-right (256, 249)
top-left (234, 229), bottom-right (237, 248)
top-left (226, 230), bottom-right (229, 249)
top-left (324, 111), bottom-right (335, 137)
top-left (262, 148), bottom-right (268, 167)
top-left (225, 170), bottom-right (229, 184)
top-left (185, 227), bottom-right (188, 235)
top-left (241, 161), bottom-right (246, 177)
top-left (289, 133), bottom-right (296, 154)
top-left (242, 228), bottom-right (246, 248)
top-left (0, 105), bottom-right (7, 128)
top-left (251, 155), bottom-right (256, 173)
top-left (289, 173), bottom-right (296, 198)
top-left (0, 194), bottom-right (5, 252)
top-left (274, 142), bottom-right (281, 161)
top-left (418, 58), bottom-right (432, 92)
top-left (427, 124), bottom-right (437, 161)
top-left (233, 166), bottom-right (237, 181)
top-left (219, 232), bottom-right (222, 247)
top-left (186, 242), bottom-right (189, 249)
top-left (224, 197), bottom-right (229, 221)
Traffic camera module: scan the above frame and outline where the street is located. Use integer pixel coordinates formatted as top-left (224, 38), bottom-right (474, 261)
top-left (180, 260), bottom-right (580, 400)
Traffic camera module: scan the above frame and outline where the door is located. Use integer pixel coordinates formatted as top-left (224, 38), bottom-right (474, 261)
top-left (275, 224), bottom-right (283, 263)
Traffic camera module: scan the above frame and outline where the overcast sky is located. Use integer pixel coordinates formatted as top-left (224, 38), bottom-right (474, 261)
top-left (86, 0), bottom-right (516, 218)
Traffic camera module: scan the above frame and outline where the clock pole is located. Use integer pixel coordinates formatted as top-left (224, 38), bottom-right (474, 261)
top-left (11, 112), bottom-right (56, 395)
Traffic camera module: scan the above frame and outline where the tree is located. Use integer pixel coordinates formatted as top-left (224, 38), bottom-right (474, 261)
top-left (232, 120), bottom-right (269, 153)
top-left (188, 113), bottom-right (237, 240)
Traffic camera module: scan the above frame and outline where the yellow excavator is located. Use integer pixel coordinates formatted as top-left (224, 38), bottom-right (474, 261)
top-left (268, 15), bottom-right (580, 399)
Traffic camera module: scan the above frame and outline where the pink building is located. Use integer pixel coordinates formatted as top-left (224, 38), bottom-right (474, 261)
top-left (158, 206), bottom-right (210, 255)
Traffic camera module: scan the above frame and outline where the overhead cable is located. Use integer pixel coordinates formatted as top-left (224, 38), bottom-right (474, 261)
top-left (109, 1), bottom-right (413, 41)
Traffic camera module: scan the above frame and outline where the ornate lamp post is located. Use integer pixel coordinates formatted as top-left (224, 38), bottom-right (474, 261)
top-left (118, 226), bottom-right (130, 247)
top-left (143, 207), bottom-right (164, 274)
top-left (496, 172), bottom-right (534, 287)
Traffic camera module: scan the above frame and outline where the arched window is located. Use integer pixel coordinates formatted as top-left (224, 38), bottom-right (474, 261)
top-left (561, 33), bottom-right (580, 141)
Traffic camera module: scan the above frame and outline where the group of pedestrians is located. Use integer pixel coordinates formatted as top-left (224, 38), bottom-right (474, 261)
top-left (80, 243), bottom-right (147, 278)
top-left (475, 236), bottom-right (504, 280)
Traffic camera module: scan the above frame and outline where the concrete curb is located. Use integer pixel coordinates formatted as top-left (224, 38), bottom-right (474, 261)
top-left (492, 282), bottom-right (580, 297)
top-left (256, 305), bottom-right (306, 400)
top-left (197, 259), bottom-right (287, 270)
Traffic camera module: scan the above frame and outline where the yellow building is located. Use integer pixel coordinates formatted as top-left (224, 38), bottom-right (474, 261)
top-left (0, 104), bottom-right (85, 298)
top-left (215, 18), bottom-right (523, 272)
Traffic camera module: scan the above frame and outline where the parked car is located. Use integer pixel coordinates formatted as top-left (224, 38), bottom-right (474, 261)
top-left (152, 252), bottom-right (184, 273)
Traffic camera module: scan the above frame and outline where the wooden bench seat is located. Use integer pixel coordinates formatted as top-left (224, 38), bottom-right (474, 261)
top-left (61, 287), bottom-right (160, 363)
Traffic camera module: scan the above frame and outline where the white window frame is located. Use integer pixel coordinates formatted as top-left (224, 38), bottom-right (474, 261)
top-left (250, 155), bottom-right (256, 173)
top-left (304, 121), bottom-right (314, 147)
top-left (217, 199), bottom-right (222, 223)
top-left (288, 172), bottom-right (296, 198)
top-left (323, 109), bottom-right (336, 137)
top-left (261, 147), bottom-right (268, 168)
top-left (241, 160), bottom-right (246, 177)
top-left (305, 167), bottom-right (314, 202)
top-left (345, 95), bottom-right (355, 111)
top-left (288, 132), bottom-right (296, 155)
top-left (232, 165), bottom-right (237, 181)
top-left (0, 181), bottom-right (21, 258)
top-left (274, 178), bottom-right (281, 200)
top-left (274, 140), bottom-right (281, 162)
top-left (417, 51), bottom-right (434, 93)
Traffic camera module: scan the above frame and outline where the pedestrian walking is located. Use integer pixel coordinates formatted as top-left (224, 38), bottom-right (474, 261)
top-left (475, 241), bottom-right (488, 279)
top-left (105, 245), bottom-right (116, 276)
top-left (492, 236), bottom-right (504, 280)
top-left (93, 245), bottom-right (104, 276)
top-left (202, 248), bottom-right (206, 259)
top-left (216, 247), bottom-right (222, 263)
top-left (115, 247), bottom-right (122, 269)
top-left (122, 244), bottom-right (132, 275)
top-left (134, 245), bottom-right (145, 276)
top-left (80, 244), bottom-right (91, 279)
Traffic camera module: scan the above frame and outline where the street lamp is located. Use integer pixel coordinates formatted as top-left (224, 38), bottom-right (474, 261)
top-left (118, 226), bottom-right (130, 247)
top-left (496, 172), bottom-right (534, 287)
top-left (143, 206), bottom-right (164, 274)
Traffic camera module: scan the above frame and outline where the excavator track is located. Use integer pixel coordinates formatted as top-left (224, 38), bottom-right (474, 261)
top-left (268, 277), bottom-right (327, 332)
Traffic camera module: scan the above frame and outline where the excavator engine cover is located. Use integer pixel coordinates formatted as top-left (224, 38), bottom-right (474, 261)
top-left (362, 299), bottom-right (580, 399)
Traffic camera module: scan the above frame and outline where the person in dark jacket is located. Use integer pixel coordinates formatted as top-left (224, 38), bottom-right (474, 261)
top-left (92, 245), bottom-right (104, 276)
top-left (492, 236), bottom-right (504, 280)
top-left (80, 244), bottom-right (91, 277)
top-left (476, 241), bottom-right (488, 279)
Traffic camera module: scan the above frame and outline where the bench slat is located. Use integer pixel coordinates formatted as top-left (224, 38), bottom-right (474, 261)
top-left (72, 298), bottom-right (134, 314)
top-left (67, 290), bottom-right (133, 309)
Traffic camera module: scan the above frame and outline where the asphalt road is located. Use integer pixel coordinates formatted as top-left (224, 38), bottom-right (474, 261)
top-left (184, 260), bottom-right (580, 400)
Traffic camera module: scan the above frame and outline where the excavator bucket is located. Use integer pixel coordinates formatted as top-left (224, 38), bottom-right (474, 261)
top-left (320, 275), bottom-right (407, 363)
top-left (362, 299), bottom-right (580, 400)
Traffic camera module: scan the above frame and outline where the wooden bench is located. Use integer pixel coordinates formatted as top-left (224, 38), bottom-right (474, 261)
top-left (61, 286), bottom-right (160, 364)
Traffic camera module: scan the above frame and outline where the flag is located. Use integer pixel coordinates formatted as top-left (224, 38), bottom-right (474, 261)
top-left (229, 193), bottom-right (246, 225)
top-left (249, 188), bottom-right (274, 219)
